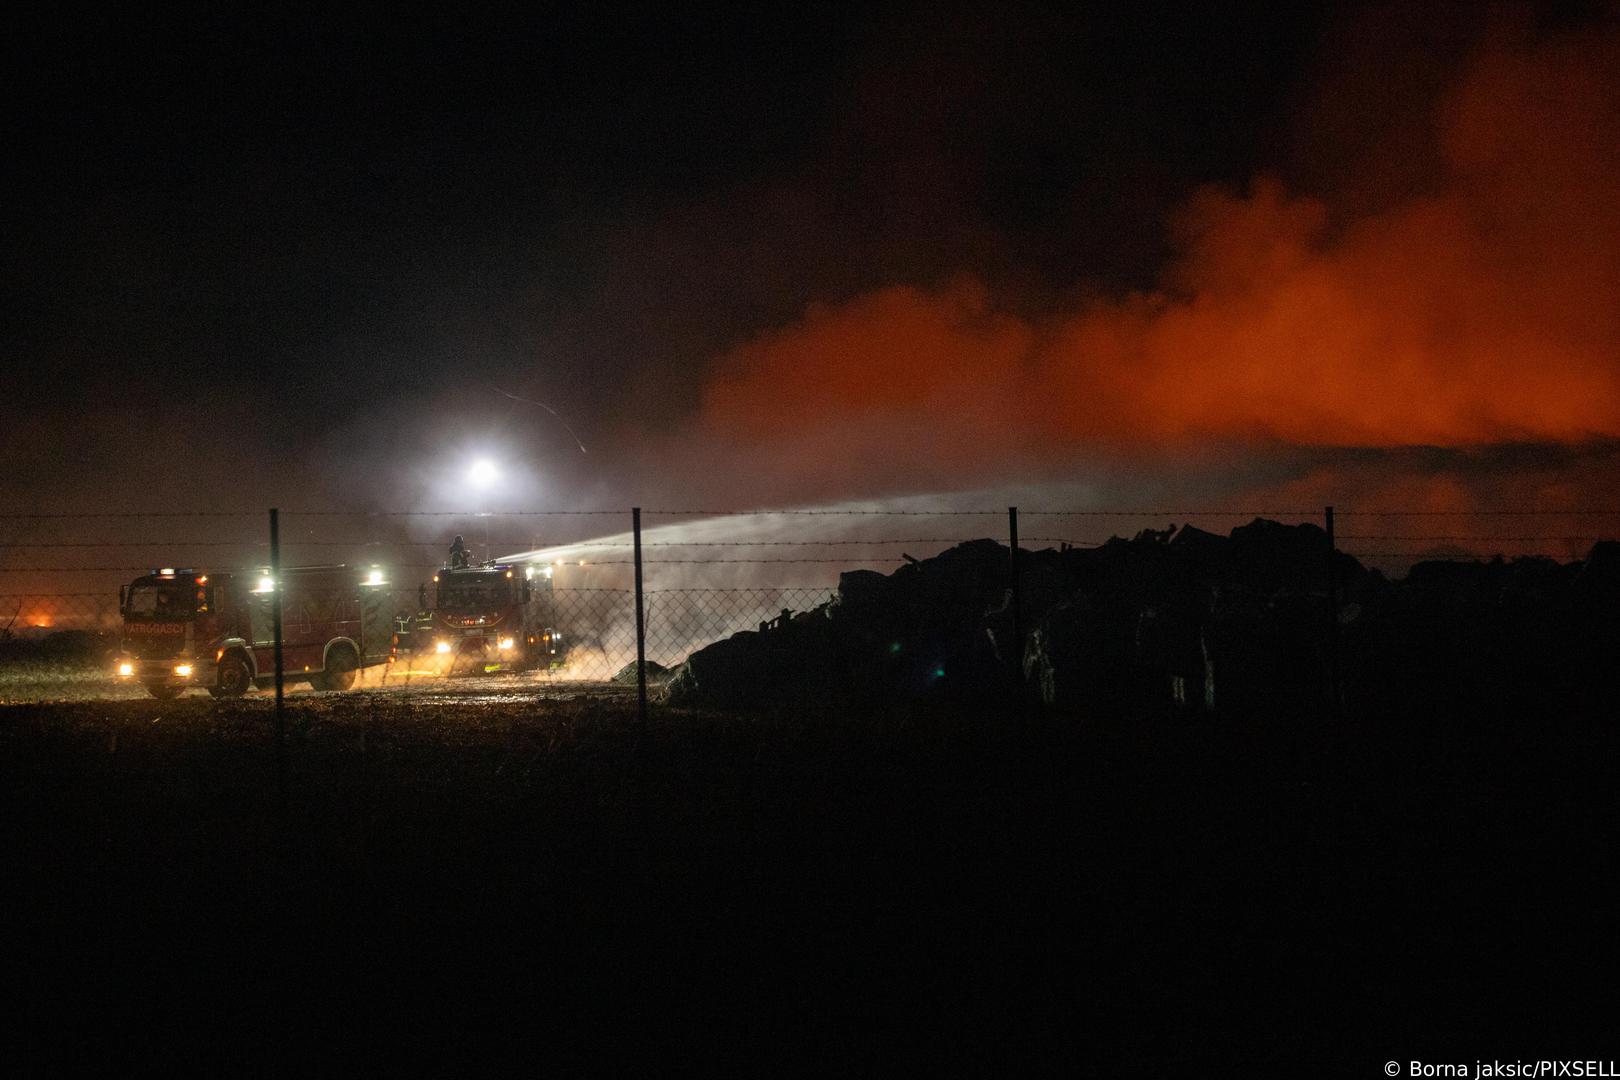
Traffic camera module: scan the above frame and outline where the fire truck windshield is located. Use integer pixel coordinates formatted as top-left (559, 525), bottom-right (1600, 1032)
top-left (124, 583), bottom-right (200, 617)
top-left (436, 577), bottom-right (513, 610)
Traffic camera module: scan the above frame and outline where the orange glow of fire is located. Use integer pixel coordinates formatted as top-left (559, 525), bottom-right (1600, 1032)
top-left (694, 27), bottom-right (1620, 472)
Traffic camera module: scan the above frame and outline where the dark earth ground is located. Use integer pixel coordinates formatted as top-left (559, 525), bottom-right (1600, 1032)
top-left (2, 677), bottom-right (1615, 1072)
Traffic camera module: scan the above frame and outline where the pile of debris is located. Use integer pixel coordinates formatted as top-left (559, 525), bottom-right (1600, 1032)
top-left (662, 522), bottom-right (1618, 723)
top-left (611, 659), bottom-right (672, 687)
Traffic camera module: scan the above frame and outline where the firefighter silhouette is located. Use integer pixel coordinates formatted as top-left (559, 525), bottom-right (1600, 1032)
top-left (418, 582), bottom-right (429, 611)
top-left (449, 535), bottom-right (470, 569)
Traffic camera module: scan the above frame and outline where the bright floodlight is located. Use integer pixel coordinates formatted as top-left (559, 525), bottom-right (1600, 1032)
top-left (468, 458), bottom-right (499, 487)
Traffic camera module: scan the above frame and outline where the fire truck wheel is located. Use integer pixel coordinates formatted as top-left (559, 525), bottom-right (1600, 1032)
top-left (318, 646), bottom-right (358, 691)
top-left (143, 681), bottom-right (181, 701)
top-left (210, 654), bottom-right (252, 698)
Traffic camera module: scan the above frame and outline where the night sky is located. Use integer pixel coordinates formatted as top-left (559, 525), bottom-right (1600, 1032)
top-left (5, 3), bottom-right (1618, 514)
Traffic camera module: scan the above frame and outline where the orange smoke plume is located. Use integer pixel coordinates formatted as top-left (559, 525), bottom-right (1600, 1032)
top-left (697, 23), bottom-right (1620, 468)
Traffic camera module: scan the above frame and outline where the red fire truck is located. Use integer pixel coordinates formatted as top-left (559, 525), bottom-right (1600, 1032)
top-left (115, 564), bottom-right (392, 699)
top-left (402, 560), bottom-right (563, 675)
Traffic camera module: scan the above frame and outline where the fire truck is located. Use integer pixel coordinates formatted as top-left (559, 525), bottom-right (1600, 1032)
top-left (401, 560), bottom-right (564, 675)
top-left (115, 565), bottom-right (392, 699)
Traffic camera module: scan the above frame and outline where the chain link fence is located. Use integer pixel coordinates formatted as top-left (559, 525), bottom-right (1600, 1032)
top-left (3, 505), bottom-right (1617, 702)
top-left (644, 587), bottom-right (837, 669)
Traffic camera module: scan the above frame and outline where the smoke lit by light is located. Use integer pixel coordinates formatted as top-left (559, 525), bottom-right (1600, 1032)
top-left (685, 25), bottom-right (1620, 501)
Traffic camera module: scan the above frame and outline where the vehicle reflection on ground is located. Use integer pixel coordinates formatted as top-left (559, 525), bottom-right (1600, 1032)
top-left (0, 662), bottom-right (631, 706)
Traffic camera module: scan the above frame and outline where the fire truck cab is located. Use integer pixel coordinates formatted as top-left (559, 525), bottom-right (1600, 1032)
top-left (415, 561), bottom-right (563, 674)
top-left (115, 565), bottom-right (391, 700)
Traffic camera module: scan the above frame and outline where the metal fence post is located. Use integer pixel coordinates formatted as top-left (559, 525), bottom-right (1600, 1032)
top-left (633, 507), bottom-right (647, 729)
top-left (270, 507), bottom-right (287, 813)
top-left (1325, 504), bottom-right (1341, 719)
top-left (1008, 506), bottom-right (1023, 706)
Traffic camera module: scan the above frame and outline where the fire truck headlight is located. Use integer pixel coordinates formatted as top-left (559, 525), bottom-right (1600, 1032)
top-left (174, 664), bottom-right (193, 678)
top-left (498, 637), bottom-right (515, 651)
top-left (118, 662), bottom-right (134, 678)
top-left (435, 640), bottom-right (452, 654)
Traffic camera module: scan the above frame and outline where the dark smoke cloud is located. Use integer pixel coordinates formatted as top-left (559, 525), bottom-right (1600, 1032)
top-left (668, 17), bottom-right (1620, 505)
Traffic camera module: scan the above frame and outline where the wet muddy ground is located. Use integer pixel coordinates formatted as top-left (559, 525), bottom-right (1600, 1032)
top-left (2, 686), bottom-right (1615, 1069)
top-left (0, 657), bottom-right (633, 705)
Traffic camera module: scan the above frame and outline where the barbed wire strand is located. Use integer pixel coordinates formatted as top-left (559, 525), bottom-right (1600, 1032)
top-left (1345, 551), bottom-right (1568, 559)
top-left (0, 536), bottom-right (1091, 549)
top-left (7, 507), bottom-right (1619, 521)
top-left (283, 511), bottom-right (628, 517)
top-left (638, 509), bottom-right (1008, 517)
top-left (0, 512), bottom-right (263, 520)
top-left (0, 587), bottom-right (843, 598)
top-left (1336, 510), bottom-right (1620, 517)
top-left (1338, 535), bottom-right (1610, 542)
